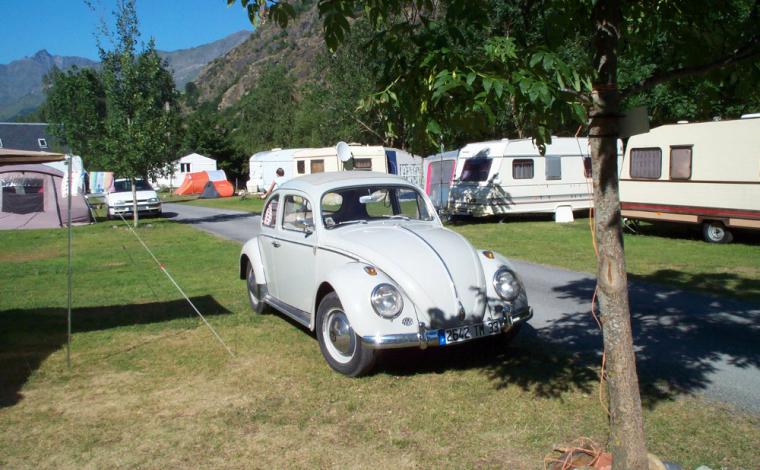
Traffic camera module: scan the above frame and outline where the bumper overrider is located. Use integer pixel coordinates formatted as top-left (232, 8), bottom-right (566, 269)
top-left (361, 305), bottom-right (533, 350)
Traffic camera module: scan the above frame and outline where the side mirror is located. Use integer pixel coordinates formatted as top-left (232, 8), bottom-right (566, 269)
top-left (304, 225), bottom-right (314, 238)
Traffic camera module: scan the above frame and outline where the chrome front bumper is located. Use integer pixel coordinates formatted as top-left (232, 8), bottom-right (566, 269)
top-left (360, 306), bottom-right (533, 350)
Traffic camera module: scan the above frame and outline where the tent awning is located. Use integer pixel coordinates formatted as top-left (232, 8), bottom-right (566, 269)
top-left (0, 148), bottom-right (66, 164)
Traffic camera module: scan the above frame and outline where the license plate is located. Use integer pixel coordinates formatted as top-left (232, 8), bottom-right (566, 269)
top-left (439, 319), bottom-right (504, 345)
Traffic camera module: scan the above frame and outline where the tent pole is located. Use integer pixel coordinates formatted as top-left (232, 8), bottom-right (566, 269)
top-left (66, 155), bottom-right (72, 368)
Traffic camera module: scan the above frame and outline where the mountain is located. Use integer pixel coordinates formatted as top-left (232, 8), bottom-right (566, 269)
top-left (0, 50), bottom-right (97, 120)
top-left (158, 30), bottom-right (250, 90)
top-left (191, 4), bottom-right (323, 110)
top-left (0, 30), bottom-right (251, 121)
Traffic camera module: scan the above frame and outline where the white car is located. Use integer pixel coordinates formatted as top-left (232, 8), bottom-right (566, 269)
top-left (106, 178), bottom-right (162, 219)
top-left (239, 172), bottom-right (532, 376)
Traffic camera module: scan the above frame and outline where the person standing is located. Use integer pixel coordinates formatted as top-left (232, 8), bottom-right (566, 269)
top-left (261, 167), bottom-right (286, 198)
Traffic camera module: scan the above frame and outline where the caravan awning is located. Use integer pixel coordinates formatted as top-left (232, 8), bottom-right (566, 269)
top-left (0, 148), bottom-right (66, 164)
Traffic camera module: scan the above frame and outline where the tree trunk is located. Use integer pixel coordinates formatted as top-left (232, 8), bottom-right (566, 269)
top-left (590, 1), bottom-right (648, 469)
top-left (131, 176), bottom-right (139, 228)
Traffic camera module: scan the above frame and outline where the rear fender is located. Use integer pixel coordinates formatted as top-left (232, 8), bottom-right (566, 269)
top-left (323, 262), bottom-right (419, 339)
top-left (240, 237), bottom-right (267, 284)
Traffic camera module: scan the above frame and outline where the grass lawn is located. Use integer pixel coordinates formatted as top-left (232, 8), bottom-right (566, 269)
top-left (161, 193), bottom-right (266, 213)
top-left (1, 218), bottom-right (758, 468)
top-left (171, 195), bottom-right (760, 301)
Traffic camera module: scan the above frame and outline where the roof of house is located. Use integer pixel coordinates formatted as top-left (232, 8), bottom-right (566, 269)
top-left (0, 122), bottom-right (58, 152)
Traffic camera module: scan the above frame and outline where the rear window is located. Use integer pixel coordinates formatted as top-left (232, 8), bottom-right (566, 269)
top-left (460, 157), bottom-right (492, 182)
top-left (113, 179), bottom-right (153, 192)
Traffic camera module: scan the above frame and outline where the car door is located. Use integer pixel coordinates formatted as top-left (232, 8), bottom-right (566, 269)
top-left (271, 192), bottom-right (317, 314)
top-left (258, 194), bottom-right (281, 299)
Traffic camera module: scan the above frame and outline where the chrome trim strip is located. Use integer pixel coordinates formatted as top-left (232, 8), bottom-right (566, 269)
top-left (399, 225), bottom-right (463, 313)
top-left (264, 294), bottom-right (311, 328)
top-left (361, 306), bottom-right (532, 350)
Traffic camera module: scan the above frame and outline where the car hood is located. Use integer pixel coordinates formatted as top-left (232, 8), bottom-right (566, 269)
top-left (321, 222), bottom-right (488, 328)
top-left (107, 190), bottom-right (158, 203)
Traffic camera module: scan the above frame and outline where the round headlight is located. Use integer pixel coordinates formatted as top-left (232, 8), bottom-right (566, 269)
top-left (493, 268), bottom-right (520, 301)
top-left (370, 283), bottom-right (404, 319)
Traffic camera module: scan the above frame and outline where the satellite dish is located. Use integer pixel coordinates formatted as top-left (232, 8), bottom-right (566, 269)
top-left (336, 141), bottom-right (354, 162)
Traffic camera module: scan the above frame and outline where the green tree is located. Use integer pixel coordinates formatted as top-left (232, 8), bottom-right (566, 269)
top-left (182, 108), bottom-right (246, 185)
top-left (43, 66), bottom-right (107, 159)
top-left (229, 63), bottom-right (296, 154)
top-left (231, 1), bottom-right (760, 468)
top-left (97, 0), bottom-right (181, 226)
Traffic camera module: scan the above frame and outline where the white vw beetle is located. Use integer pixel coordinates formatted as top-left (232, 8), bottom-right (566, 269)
top-left (239, 171), bottom-right (532, 376)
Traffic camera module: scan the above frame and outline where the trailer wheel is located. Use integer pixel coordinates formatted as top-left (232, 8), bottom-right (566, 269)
top-left (702, 221), bottom-right (733, 244)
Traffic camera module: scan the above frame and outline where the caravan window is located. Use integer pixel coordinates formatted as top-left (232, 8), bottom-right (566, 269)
top-left (583, 157), bottom-right (592, 178)
top-left (460, 157), bottom-right (492, 182)
top-left (630, 148), bottom-right (662, 179)
top-left (180, 163), bottom-right (191, 172)
top-left (311, 160), bottom-right (325, 173)
top-left (670, 146), bottom-right (692, 180)
top-left (297, 161), bottom-right (305, 174)
top-left (354, 158), bottom-right (372, 170)
top-left (545, 156), bottom-right (562, 180)
top-left (512, 159), bottom-right (534, 179)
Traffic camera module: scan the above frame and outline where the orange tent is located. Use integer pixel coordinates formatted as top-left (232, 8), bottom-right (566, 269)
top-left (213, 180), bottom-right (234, 197)
top-left (175, 171), bottom-right (209, 195)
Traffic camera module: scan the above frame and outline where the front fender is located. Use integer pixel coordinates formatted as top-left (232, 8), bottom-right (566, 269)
top-left (324, 262), bottom-right (419, 339)
top-left (239, 237), bottom-right (267, 284)
top-left (478, 251), bottom-right (529, 313)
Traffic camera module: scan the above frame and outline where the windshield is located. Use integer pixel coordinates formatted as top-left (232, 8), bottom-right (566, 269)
top-left (113, 179), bottom-right (153, 192)
top-left (321, 185), bottom-right (432, 228)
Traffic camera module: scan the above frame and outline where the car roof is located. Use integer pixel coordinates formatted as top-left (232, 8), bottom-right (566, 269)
top-left (277, 171), bottom-right (418, 196)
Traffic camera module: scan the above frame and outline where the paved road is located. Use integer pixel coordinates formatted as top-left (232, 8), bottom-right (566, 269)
top-left (165, 203), bottom-right (760, 412)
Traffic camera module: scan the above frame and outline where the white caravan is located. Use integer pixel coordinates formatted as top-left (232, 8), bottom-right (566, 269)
top-left (424, 150), bottom-right (459, 211)
top-left (619, 115), bottom-right (760, 243)
top-left (246, 148), bottom-right (303, 193)
top-left (153, 153), bottom-right (217, 190)
top-left (293, 144), bottom-right (424, 188)
top-left (448, 137), bottom-right (598, 218)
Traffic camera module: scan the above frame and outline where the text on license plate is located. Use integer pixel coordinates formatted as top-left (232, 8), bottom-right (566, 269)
top-left (439, 319), bottom-right (503, 345)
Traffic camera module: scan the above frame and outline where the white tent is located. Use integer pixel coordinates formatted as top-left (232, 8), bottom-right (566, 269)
top-left (152, 153), bottom-right (217, 190)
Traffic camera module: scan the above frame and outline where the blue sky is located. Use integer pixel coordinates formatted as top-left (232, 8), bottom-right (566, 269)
top-left (0, 0), bottom-right (254, 64)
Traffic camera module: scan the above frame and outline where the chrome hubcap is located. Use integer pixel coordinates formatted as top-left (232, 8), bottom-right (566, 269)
top-left (325, 309), bottom-right (354, 358)
top-left (708, 225), bottom-right (724, 240)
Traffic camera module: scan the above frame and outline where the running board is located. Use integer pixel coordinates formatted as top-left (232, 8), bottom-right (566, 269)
top-left (264, 294), bottom-right (312, 328)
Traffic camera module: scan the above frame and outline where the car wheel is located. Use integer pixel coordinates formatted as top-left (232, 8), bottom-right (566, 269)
top-left (246, 263), bottom-right (266, 314)
top-left (702, 221), bottom-right (733, 243)
top-left (316, 292), bottom-right (376, 377)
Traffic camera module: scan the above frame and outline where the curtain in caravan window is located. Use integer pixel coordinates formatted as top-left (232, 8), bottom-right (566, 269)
top-left (670, 146), bottom-right (692, 179)
top-left (310, 160), bottom-right (325, 173)
top-left (512, 159), bottom-right (534, 179)
top-left (630, 148), bottom-right (662, 179)
top-left (545, 156), bottom-right (561, 180)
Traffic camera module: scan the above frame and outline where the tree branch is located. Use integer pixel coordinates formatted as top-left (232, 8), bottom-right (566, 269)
top-left (622, 37), bottom-right (760, 97)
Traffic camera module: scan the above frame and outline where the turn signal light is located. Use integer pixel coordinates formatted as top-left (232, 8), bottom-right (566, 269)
top-left (364, 266), bottom-right (378, 276)
top-left (483, 251), bottom-right (495, 259)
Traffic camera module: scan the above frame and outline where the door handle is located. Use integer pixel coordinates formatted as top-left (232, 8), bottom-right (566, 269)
top-left (271, 241), bottom-right (281, 248)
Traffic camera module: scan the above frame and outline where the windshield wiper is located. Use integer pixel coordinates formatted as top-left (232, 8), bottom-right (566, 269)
top-left (381, 215), bottom-right (411, 221)
top-left (332, 219), bottom-right (368, 228)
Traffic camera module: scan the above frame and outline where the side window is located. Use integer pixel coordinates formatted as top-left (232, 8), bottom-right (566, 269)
top-left (262, 195), bottom-right (279, 228)
top-left (630, 148), bottom-right (662, 179)
top-left (297, 160), bottom-right (305, 174)
top-left (282, 195), bottom-right (313, 232)
top-left (311, 160), bottom-right (324, 173)
top-left (670, 146), bottom-right (692, 180)
top-left (545, 156), bottom-right (562, 180)
top-left (512, 159), bottom-right (534, 179)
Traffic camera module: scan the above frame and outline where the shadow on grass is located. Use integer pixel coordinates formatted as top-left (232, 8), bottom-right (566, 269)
top-left (0, 295), bottom-right (231, 409)
top-left (164, 210), bottom-right (259, 225)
